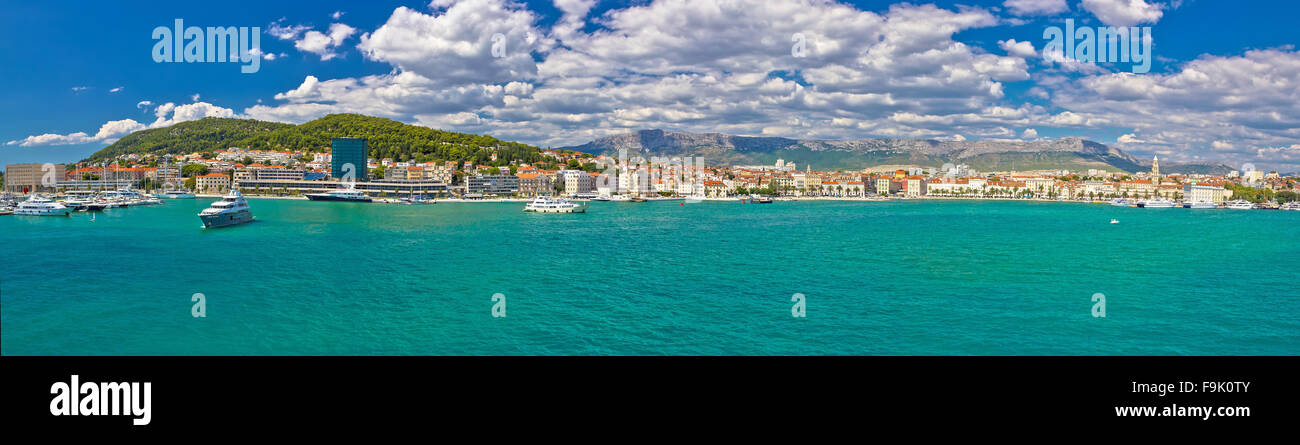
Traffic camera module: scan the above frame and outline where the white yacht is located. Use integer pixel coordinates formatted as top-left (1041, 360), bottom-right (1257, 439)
top-left (1281, 201), bottom-right (1300, 211)
top-left (61, 191), bottom-right (99, 211)
top-left (1184, 201), bottom-right (1218, 209)
top-left (523, 197), bottom-right (588, 213)
top-left (1108, 198), bottom-right (1132, 207)
top-left (198, 190), bottom-right (254, 228)
top-left (306, 186), bottom-right (373, 202)
top-left (1138, 198), bottom-right (1176, 208)
top-left (15, 195), bottom-right (73, 216)
top-left (1225, 200), bottom-right (1255, 210)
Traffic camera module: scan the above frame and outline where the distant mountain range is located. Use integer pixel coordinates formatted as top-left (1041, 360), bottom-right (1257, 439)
top-left (562, 129), bottom-right (1236, 175)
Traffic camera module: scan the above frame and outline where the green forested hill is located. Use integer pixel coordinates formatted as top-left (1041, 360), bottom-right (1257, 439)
top-left (86, 114), bottom-right (546, 165)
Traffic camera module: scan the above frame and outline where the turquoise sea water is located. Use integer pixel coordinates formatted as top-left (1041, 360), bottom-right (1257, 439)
top-left (1, 199), bottom-right (1297, 355)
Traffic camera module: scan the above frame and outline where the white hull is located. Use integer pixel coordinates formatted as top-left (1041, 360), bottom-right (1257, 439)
top-left (200, 210), bottom-right (254, 228)
top-left (524, 206), bottom-right (586, 213)
top-left (199, 190), bottom-right (255, 228)
top-left (15, 207), bottom-right (72, 216)
top-left (15, 196), bottom-right (72, 216)
top-left (523, 197), bottom-right (588, 213)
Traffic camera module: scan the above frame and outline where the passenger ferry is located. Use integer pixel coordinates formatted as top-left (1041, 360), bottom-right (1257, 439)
top-left (15, 195), bottom-right (73, 216)
top-left (306, 186), bottom-right (373, 203)
top-left (1137, 198), bottom-right (1176, 208)
top-left (198, 190), bottom-right (254, 228)
top-left (1225, 200), bottom-right (1256, 210)
top-left (155, 189), bottom-right (197, 199)
top-left (523, 197), bottom-right (588, 213)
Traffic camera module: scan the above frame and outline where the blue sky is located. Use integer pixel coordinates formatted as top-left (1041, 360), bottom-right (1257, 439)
top-left (2, 0), bottom-right (1297, 171)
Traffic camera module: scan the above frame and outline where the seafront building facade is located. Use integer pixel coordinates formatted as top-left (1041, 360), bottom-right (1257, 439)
top-left (1184, 184), bottom-right (1230, 204)
top-left (563, 171), bottom-right (596, 196)
top-left (232, 179), bottom-right (451, 197)
top-left (195, 173), bottom-right (231, 193)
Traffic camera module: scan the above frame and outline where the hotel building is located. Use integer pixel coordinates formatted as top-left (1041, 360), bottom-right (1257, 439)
top-left (195, 173), bottom-right (231, 193)
top-left (1184, 184), bottom-right (1230, 204)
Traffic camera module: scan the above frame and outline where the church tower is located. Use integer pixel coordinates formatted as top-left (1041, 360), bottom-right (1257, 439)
top-left (1151, 155), bottom-right (1160, 177)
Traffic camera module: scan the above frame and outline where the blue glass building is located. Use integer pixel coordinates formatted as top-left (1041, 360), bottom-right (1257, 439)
top-left (331, 138), bottom-right (368, 181)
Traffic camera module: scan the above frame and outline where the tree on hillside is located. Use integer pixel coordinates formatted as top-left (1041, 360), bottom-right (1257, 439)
top-left (182, 164), bottom-right (209, 177)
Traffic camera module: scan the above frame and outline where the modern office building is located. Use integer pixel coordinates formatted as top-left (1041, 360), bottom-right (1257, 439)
top-left (5, 163), bottom-right (66, 194)
top-left (331, 138), bottom-right (369, 182)
top-left (465, 174), bottom-right (519, 197)
top-left (234, 166), bottom-right (308, 182)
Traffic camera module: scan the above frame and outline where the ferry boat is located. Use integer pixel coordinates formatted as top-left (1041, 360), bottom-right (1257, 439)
top-left (1184, 201), bottom-right (1218, 209)
top-left (523, 197), bottom-right (588, 213)
top-left (155, 189), bottom-right (197, 199)
top-left (1225, 200), bottom-right (1255, 210)
top-left (198, 190), bottom-right (254, 228)
top-left (135, 195), bottom-right (164, 206)
top-left (1137, 198), bottom-right (1176, 208)
top-left (306, 186), bottom-right (373, 203)
top-left (400, 195), bottom-right (436, 205)
top-left (15, 195), bottom-right (73, 216)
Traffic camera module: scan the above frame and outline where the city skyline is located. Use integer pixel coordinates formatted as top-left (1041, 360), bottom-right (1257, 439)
top-left (2, 0), bottom-right (1298, 172)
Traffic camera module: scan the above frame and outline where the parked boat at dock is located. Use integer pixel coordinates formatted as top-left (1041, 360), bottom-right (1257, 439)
top-left (306, 186), bottom-right (373, 203)
top-left (14, 195), bottom-right (73, 216)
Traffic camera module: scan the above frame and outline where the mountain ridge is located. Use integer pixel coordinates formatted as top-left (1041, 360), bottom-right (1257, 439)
top-left (562, 129), bottom-right (1235, 174)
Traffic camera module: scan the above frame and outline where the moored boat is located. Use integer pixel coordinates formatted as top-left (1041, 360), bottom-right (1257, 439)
top-left (14, 195), bottom-right (73, 216)
top-left (306, 186), bottom-right (373, 203)
top-left (155, 189), bottom-right (197, 199)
